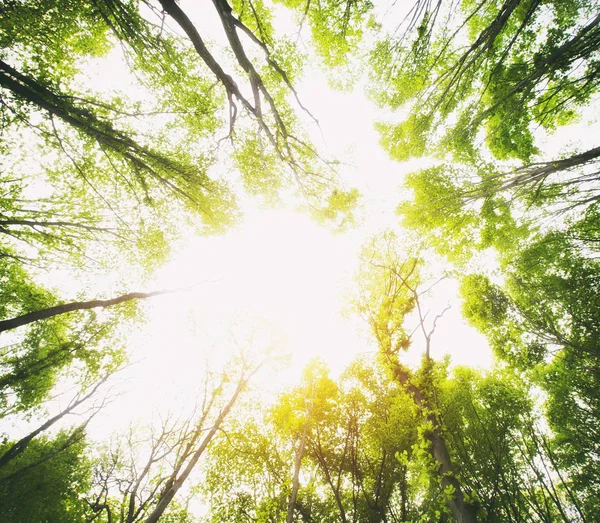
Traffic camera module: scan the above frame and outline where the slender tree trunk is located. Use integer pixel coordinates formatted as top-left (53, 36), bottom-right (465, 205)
top-left (157, 0), bottom-right (240, 97)
top-left (287, 419), bottom-right (309, 523)
top-left (0, 289), bottom-right (176, 333)
top-left (387, 356), bottom-right (478, 523)
top-left (0, 374), bottom-right (109, 469)
top-left (314, 446), bottom-right (348, 523)
top-left (400, 466), bottom-right (408, 522)
top-left (144, 375), bottom-right (249, 523)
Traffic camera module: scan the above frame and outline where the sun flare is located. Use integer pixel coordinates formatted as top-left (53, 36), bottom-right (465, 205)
top-left (100, 210), bottom-right (368, 423)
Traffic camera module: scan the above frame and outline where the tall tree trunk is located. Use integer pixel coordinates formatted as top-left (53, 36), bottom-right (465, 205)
top-left (287, 419), bottom-right (309, 523)
top-left (144, 375), bottom-right (249, 523)
top-left (0, 289), bottom-right (177, 333)
top-left (386, 355), bottom-right (478, 523)
top-left (400, 465), bottom-right (408, 522)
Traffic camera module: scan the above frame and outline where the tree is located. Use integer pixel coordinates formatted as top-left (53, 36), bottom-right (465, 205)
top-left (459, 232), bottom-right (600, 519)
top-left (1, 0), bottom-right (222, 268)
top-left (4, 1), bottom-right (600, 521)
top-left (1, 0), bottom-right (363, 270)
top-left (438, 365), bottom-right (586, 521)
top-left (80, 349), bottom-right (267, 523)
top-left (0, 431), bottom-right (91, 523)
top-left (354, 232), bottom-right (479, 522)
top-left (86, 419), bottom-right (198, 523)
top-left (0, 372), bottom-right (112, 472)
top-left (372, 7), bottom-right (600, 514)
top-left (373, 0), bottom-right (600, 271)
top-left (301, 357), bottom-right (418, 522)
top-left (0, 370), bottom-right (120, 523)
top-left (371, 0), bottom-right (600, 162)
top-left (201, 356), bottom-right (420, 522)
top-left (354, 230), bottom-right (599, 521)
top-left (0, 257), bottom-right (133, 416)
top-left (201, 400), bottom-right (294, 522)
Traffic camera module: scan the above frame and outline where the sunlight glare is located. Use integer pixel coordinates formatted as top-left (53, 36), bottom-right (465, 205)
top-left (117, 210), bottom-right (366, 414)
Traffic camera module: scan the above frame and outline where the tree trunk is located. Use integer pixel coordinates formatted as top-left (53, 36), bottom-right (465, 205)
top-left (287, 419), bottom-right (309, 523)
top-left (144, 376), bottom-right (248, 523)
top-left (387, 356), bottom-right (478, 523)
top-left (0, 289), bottom-right (175, 333)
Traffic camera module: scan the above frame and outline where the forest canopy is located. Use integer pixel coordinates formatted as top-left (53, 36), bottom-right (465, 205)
top-left (1, 0), bottom-right (600, 521)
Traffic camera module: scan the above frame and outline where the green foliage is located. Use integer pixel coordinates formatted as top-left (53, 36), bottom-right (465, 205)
top-left (454, 221), bottom-right (600, 518)
top-left (459, 274), bottom-right (528, 365)
top-left (275, 0), bottom-right (374, 67)
top-left (0, 314), bottom-right (125, 415)
top-left (0, 256), bottom-right (55, 321)
top-left (202, 356), bottom-right (423, 522)
top-left (0, 257), bottom-right (124, 414)
top-left (271, 358), bottom-right (339, 435)
top-left (543, 353), bottom-right (600, 519)
top-left (312, 188), bottom-right (361, 230)
top-left (460, 223), bottom-right (600, 365)
top-left (233, 133), bottom-right (286, 203)
top-left (0, 0), bottom-right (111, 81)
top-left (399, 161), bottom-right (532, 265)
top-left (399, 165), bottom-right (481, 263)
top-left (201, 416), bottom-right (291, 522)
top-left (436, 366), bottom-right (565, 521)
top-left (2, 0), bottom-right (600, 521)
top-left (353, 230), bottom-right (419, 354)
top-left (375, 116), bottom-right (430, 162)
top-left (370, 0), bottom-right (600, 162)
top-left (0, 431), bottom-right (90, 522)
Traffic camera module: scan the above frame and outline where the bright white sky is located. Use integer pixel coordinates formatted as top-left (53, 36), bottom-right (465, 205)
top-left (90, 208), bottom-right (492, 436)
top-left (87, 83), bottom-right (493, 438)
top-left (0, 0), bottom-right (517, 439)
top-left (3, 4), bottom-right (600, 520)
top-left (63, 0), bottom-right (498, 435)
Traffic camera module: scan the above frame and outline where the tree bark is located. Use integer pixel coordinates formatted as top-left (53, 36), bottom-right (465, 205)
top-left (387, 357), bottom-right (478, 523)
top-left (143, 375), bottom-right (249, 523)
top-left (287, 418), bottom-right (309, 523)
top-left (0, 289), bottom-right (175, 333)
top-left (157, 0), bottom-right (242, 103)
